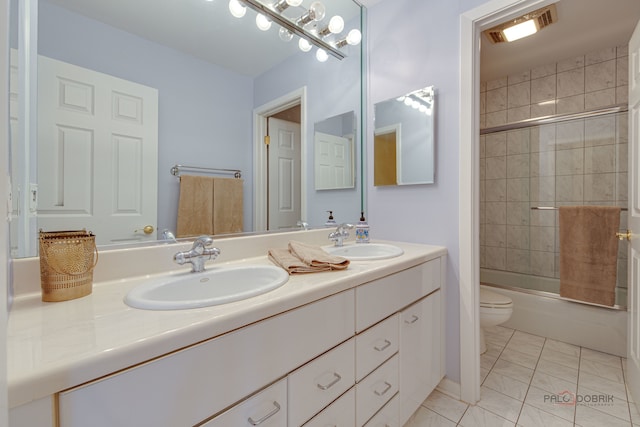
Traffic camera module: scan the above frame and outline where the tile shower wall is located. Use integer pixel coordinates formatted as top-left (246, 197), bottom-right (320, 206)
top-left (479, 46), bottom-right (629, 295)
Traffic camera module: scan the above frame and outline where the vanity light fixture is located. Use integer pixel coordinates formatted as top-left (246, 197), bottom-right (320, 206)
top-left (225, 0), bottom-right (361, 61)
top-left (397, 87), bottom-right (435, 116)
top-left (484, 3), bottom-right (557, 43)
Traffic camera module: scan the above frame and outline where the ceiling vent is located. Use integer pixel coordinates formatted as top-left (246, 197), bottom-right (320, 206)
top-left (484, 4), bottom-right (558, 44)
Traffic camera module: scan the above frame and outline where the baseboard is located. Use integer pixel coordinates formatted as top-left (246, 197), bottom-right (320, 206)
top-left (435, 377), bottom-right (461, 401)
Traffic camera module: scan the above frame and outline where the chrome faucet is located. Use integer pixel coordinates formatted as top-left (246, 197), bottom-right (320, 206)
top-left (328, 223), bottom-right (354, 247)
top-left (173, 235), bottom-right (220, 273)
top-left (296, 220), bottom-right (309, 230)
top-left (161, 229), bottom-right (177, 243)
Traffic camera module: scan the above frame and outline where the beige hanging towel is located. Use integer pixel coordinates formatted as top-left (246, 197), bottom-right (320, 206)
top-left (559, 206), bottom-right (621, 306)
top-left (176, 175), bottom-right (215, 237)
top-left (213, 177), bottom-right (244, 234)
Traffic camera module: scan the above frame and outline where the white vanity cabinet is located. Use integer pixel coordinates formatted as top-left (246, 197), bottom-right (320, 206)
top-left (57, 290), bottom-right (355, 427)
top-left (10, 251), bottom-right (446, 427)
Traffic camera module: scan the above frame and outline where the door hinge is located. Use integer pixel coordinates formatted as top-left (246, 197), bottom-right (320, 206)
top-left (29, 183), bottom-right (38, 213)
top-left (264, 135), bottom-right (270, 146)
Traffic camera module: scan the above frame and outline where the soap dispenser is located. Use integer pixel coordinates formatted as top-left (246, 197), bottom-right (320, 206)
top-left (325, 211), bottom-right (337, 227)
top-left (355, 211), bottom-right (370, 243)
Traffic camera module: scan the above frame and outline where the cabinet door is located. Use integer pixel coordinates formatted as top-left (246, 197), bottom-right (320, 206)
top-left (202, 378), bottom-right (287, 427)
top-left (399, 290), bottom-right (441, 426)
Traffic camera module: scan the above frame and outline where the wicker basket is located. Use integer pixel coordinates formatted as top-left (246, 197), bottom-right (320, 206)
top-left (39, 230), bottom-right (98, 302)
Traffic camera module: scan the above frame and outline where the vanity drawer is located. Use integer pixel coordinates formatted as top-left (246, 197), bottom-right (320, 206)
top-left (302, 387), bottom-right (355, 427)
top-left (355, 259), bottom-right (440, 332)
top-left (363, 394), bottom-right (399, 427)
top-left (356, 354), bottom-right (399, 427)
top-left (58, 290), bottom-right (355, 427)
top-left (356, 313), bottom-right (399, 381)
top-left (201, 378), bottom-right (287, 427)
top-left (288, 338), bottom-right (356, 427)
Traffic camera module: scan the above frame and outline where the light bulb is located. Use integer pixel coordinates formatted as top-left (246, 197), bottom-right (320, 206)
top-left (327, 16), bottom-right (344, 34)
top-left (279, 27), bottom-right (293, 42)
top-left (298, 38), bottom-right (312, 52)
top-left (346, 28), bottom-right (362, 45)
top-left (411, 100), bottom-right (420, 109)
top-left (404, 97), bottom-right (413, 106)
top-left (286, 0), bottom-right (302, 6)
top-left (297, 1), bottom-right (325, 26)
top-left (396, 96), bottom-right (405, 102)
top-left (419, 104), bottom-right (428, 113)
top-left (316, 48), bottom-right (328, 62)
top-left (256, 13), bottom-right (271, 31)
top-left (308, 2), bottom-right (325, 21)
top-left (228, 0), bottom-right (246, 18)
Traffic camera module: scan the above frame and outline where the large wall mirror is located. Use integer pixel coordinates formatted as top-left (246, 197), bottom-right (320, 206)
top-left (373, 86), bottom-right (435, 186)
top-left (9, 0), bottom-right (365, 257)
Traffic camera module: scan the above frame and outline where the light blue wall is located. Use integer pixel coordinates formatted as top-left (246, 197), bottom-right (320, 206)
top-left (37, 1), bottom-right (254, 234)
top-left (367, 0), bottom-right (487, 384)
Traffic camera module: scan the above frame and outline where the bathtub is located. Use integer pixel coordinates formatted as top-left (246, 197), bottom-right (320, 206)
top-left (481, 269), bottom-right (627, 357)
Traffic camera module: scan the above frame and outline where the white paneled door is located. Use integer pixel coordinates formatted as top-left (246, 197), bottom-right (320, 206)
top-left (267, 117), bottom-right (301, 230)
top-left (628, 18), bottom-right (640, 404)
top-left (37, 56), bottom-right (158, 245)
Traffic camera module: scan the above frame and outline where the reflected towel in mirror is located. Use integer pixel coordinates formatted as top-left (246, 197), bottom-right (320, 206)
top-left (176, 175), bottom-right (243, 237)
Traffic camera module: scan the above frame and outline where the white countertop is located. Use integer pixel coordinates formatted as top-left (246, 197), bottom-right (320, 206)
top-left (8, 234), bottom-right (446, 409)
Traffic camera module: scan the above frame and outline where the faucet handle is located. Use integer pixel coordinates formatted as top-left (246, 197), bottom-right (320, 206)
top-left (195, 235), bottom-right (214, 246)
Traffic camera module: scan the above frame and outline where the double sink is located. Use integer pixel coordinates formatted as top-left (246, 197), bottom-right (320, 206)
top-left (124, 242), bottom-right (403, 311)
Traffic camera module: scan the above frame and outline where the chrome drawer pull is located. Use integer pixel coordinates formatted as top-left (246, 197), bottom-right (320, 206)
top-left (374, 339), bottom-right (392, 352)
top-left (404, 314), bottom-right (419, 324)
top-left (247, 401), bottom-right (281, 425)
top-left (317, 372), bottom-right (342, 390)
top-left (374, 381), bottom-right (392, 396)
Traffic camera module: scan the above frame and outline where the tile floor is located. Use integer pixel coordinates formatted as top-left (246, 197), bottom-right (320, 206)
top-left (404, 325), bottom-right (638, 426)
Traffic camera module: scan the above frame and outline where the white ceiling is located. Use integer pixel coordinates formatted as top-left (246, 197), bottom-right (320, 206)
top-left (45, 0), bottom-right (362, 77)
top-left (480, 0), bottom-right (640, 81)
top-left (44, 0), bottom-right (640, 80)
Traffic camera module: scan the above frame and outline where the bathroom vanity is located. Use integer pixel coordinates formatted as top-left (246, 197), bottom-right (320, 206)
top-left (8, 230), bottom-right (446, 426)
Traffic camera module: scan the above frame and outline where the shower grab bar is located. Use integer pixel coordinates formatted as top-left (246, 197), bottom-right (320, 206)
top-left (531, 206), bottom-right (628, 211)
top-left (480, 104), bottom-right (628, 135)
top-left (170, 164), bottom-right (242, 179)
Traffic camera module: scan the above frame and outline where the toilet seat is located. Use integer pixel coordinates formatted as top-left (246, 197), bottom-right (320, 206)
top-left (480, 288), bottom-right (513, 309)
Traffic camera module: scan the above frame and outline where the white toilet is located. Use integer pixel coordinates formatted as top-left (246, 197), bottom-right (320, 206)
top-left (480, 287), bottom-right (513, 354)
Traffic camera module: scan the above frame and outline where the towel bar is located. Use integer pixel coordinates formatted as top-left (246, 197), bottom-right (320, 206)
top-left (171, 164), bottom-right (241, 179)
top-left (531, 206), bottom-right (628, 211)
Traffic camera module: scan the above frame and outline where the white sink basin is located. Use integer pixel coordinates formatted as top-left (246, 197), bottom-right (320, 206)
top-left (124, 265), bottom-right (289, 310)
top-left (325, 243), bottom-right (404, 260)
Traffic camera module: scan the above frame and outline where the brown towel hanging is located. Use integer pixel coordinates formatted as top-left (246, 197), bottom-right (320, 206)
top-left (559, 206), bottom-right (621, 306)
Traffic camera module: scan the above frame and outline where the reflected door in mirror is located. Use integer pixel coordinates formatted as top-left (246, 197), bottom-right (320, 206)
top-left (374, 126), bottom-right (398, 186)
top-left (37, 56), bottom-right (159, 245)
